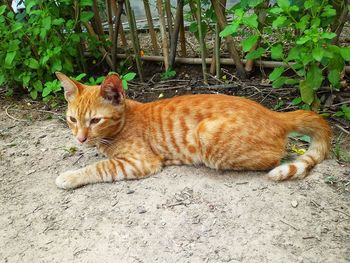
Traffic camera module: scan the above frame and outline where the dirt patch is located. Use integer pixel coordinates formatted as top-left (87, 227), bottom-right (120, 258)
top-left (0, 98), bottom-right (350, 263)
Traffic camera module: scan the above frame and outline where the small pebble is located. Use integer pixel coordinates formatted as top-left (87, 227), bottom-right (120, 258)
top-left (291, 200), bottom-right (298, 208)
top-left (137, 206), bottom-right (147, 214)
top-left (126, 189), bottom-right (135, 194)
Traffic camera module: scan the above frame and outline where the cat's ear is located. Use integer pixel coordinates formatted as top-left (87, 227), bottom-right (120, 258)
top-left (55, 72), bottom-right (82, 102)
top-left (100, 73), bottom-right (125, 105)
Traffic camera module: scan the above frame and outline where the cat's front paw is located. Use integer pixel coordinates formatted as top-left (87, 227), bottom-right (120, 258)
top-left (56, 170), bottom-right (81, 189)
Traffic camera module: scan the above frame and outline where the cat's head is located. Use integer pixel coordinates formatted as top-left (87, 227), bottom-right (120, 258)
top-left (56, 72), bottom-right (126, 145)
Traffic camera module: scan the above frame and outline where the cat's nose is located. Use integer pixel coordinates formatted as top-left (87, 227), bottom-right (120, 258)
top-left (77, 136), bottom-right (87, 143)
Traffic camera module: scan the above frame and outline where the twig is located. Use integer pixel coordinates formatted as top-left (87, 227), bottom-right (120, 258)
top-left (5, 106), bottom-right (27, 122)
top-left (335, 124), bottom-right (350, 135)
top-left (333, 208), bottom-right (350, 218)
top-left (279, 219), bottom-right (300, 231)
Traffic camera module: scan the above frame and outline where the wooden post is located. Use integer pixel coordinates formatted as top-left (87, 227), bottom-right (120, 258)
top-left (156, 0), bottom-right (170, 70)
top-left (214, 22), bottom-right (221, 78)
top-left (106, 0), bottom-right (113, 41)
top-left (91, 0), bottom-right (104, 36)
top-left (165, 0), bottom-right (173, 43)
top-left (211, 0), bottom-right (246, 78)
top-left (179, 1), bottom-right (186, 57)
top-left (111, 0), bottom-right (127, 48)
top-left (111, 0), bottom-right (125, 71)
top-left (125, 0), bottom-right (144, 81)
top-left (83, 22), bottom-right (113, 68)
top-left (169, 0), bottom-right (184, 68)
top-left (143, 0), bottom-right (160, 55)
top-left (196, 0), bottom-right (207, 84)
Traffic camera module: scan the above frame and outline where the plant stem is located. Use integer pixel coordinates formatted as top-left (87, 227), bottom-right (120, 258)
top-left (196, 0), bottom-right (207, 84)
top-left (156, 0), bottom-right (170, 70)
top-left (143, 0), bottom-right (160, 55)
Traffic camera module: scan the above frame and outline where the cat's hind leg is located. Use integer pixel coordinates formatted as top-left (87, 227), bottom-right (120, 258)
top-left (194, 115), bottom-right (285, 171)
top-left (56, 156), bottom-right (162, 189)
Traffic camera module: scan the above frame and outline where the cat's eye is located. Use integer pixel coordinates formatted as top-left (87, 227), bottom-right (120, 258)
top-left (69, 116), bottom-right (77, 123)
top-left (90, 118), bottom-right (101, 125)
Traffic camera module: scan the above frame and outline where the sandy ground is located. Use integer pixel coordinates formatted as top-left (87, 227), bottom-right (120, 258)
top-left (1, 109), bottom-right (350, 263)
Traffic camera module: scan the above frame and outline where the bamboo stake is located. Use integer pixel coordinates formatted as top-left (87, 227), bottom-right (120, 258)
top-left (189, 1), bottom-right (207, 57)
top-left (113, 54), bottom-right (350, 73)
top-left (196, 0), bottom-right (207, 84)
top-left (331, 0), bottom-right (349, 45)
top-left (106, 0), bottom-right (113, 41)
top-left (169, 0), bottom-right (184, 68)
top-left (165, 0), bottom-right (173, 43)
top-left (111, 0), bottom-right (125, 71)
top-left (83, 22), bottom-right (113, 68)
top-left (143, 0), bottom-right (160, 55)
top-left (156, 0), bottom-right (170, 70)
top-left (214, 22), bottom-right (221, 78)
top-left (211, 0), bottom-right (247, 78)
top-left (111, 0), bottom-right (127, 48)
top-left (125, 0), bottom-right (144, 81)
top-left (179, 1), bottom-right (186, 57)
top-left (92, 0), bottom-right (104, 36)
top-left (210, 0), bottom-right (226, 77)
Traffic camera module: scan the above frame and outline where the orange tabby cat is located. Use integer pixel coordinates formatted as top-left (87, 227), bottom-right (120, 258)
top-left (55, 72), bottom-right (331, 189)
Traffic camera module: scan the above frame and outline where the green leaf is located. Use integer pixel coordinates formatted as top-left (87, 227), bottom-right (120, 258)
top-left (22, 75), bottom-right (31, 86)
top-left (286, 47), bottom-right (300, 61)
top-left (80, 11), bottom-right (95, 23)
top-left (272, 76), bottom-right (287, 88)
top-left (296, 36), bottom-right (310, 45)
top-left (122, 79), bottom-right (128, 90)
top-left (304, 0), bottom-right (313, 9)
top-left (80, 0), bottom-right (93, 7)
top-left (95, 76), bottom-right (105, 84)
top-left (30, 90), bottom-right (38, 100)
top-left (122, 72), bottom-right (136, 81)
top-left (234, 8), bottom-right (245, 19)
top-left (220, 21), bottom-right (240, 37)
top-left (242, 35), bottom-right (259, 52)
top-left (299, 79), bottom-right (315, 105)
top-left (277, 0), bottom-right (290, 9)
top-left (328, 69), bottom-right (340, 88)
top-left (272, 16), bottom-right (287, 28)
top-left (245, 47), bottom-right (265, 60)
top-left (269, 7), bottom-right (283, 14)
top-left (296, 15), bottom-right (309, 31)
top-left (0, 74), bottom-right (5, 86)
top-left (11, 22), bottom-right (23, 33)
top-left (243, 14), bottom-right (258, 29)
top-left (340, 105), bottom-right (350, 120)
top-left (33, 80), bottom-right (43, 92)
top-left (248, 0), bottom-right (263, 7)
top-left (42, 86), bottom-right (52, 97)
top-left (189, 22), bottom-right (198, 33)
top-left (307, 64), bottom-right (323, 90)
top-left (27, 58), bottom-right (40, 69)
top-left (269, 66), bottom-right (284, 81)
top-left (0, 5), bottom-right (6, 15)
top-left (5, 51), bottom-right (16, 68)
top-left (291, 97), bottom-right (302, 105)
top-left (271, 44), bottom-right (283, 60)
top-left (321, 5), bottom-right (336, 17)
top-left (52, 18), bottom-right (65, 26)
top-left (340, 47), bottom-right (350, 61)
top-left (321, 32), bottom-right (336, 40)
top-left (312, 46), bottom-right (324, 62)
top-left (73, 73), bottom-right (87, 81)
top-left (285, 79), bottom-right (299, 85)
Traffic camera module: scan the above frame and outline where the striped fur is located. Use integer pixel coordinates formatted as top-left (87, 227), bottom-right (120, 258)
top-left (55, 72), bottom-right (331, 189)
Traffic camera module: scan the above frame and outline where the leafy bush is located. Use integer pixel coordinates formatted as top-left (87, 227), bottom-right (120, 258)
top-left (221, 0), bottom-right (350, 109)
top-left (0, 0), bottom-right (102, 101)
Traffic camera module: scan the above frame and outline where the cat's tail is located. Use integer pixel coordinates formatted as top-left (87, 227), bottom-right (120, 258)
top-left (268, 110), bottom-right (331, 181)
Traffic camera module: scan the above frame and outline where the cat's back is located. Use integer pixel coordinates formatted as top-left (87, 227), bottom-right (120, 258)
top-left (145, 93), bottom-right (272, 116)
